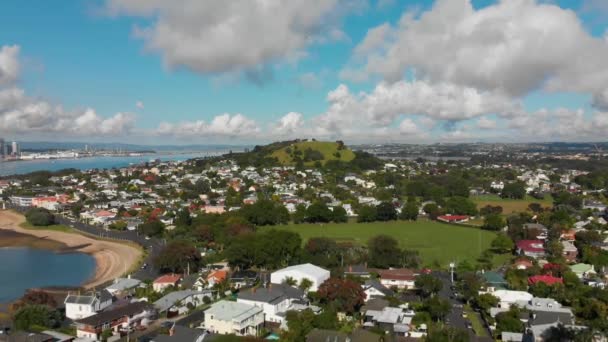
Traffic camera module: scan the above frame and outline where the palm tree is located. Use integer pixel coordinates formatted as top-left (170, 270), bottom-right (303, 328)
top-left (283, 276), bottom-right (297, 286)
top-left (298, 278), bottom-right (313, 293)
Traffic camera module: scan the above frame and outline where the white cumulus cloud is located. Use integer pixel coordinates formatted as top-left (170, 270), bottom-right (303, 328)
top-left (0, 45), bottom-right (20, 86)
top-left (157, 113), bottom-right (259, 138)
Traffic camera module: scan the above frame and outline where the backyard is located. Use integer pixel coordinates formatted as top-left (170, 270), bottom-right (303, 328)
top-left (471, 194), bottom-right (553, 215)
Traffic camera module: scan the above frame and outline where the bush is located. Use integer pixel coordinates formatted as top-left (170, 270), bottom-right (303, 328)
top-left (25, 208), bottom-right (55, 226)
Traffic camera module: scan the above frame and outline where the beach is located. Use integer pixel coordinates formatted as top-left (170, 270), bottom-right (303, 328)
top-left (0, 210), bottom-right (143, 289)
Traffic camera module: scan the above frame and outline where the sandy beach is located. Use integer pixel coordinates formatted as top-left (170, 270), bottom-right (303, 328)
top-left (0, 210), bottom-right (142, 289)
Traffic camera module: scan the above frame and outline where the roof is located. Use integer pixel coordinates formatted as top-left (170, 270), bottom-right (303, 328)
top-left (528, 275), bottom-right (563, 286)
top-left (238, 283), bottom-right (303, 304)
top-left (154, 274), bottom-right (182, 284)
top-left (482, 271), bottom-right (507, 287)
top-left (207, 270), bottom-right (228, 282)
top-left (437, 215), bottom-right (469, 221)
top-left (106, 278), bottom-right (142, 292)
top-left (0, 332), bottom-right (54, 342)
top-left (377, 268), bottom-right (417, 281)
top-left (154, 290), bottom-right (214, 312)
top-left (365, 307), bottom-right (404, 324)
top-left (205, 300), bottom-right (262, 322)
top-left (75, 302), bottom-right (153, 327)
top-left (65, 289), bottom-right (112, 305)
top-left (363, 279), bottom-right (395, 297)
top-left (272, 263), bottom-right (329, 277)
top-left (491, 290), bottom-right (533, 303)
top-left (152, 325), bottom-right (207, 342)
top-left (306, 329), bottom-right (348, 342)
top-left (570, 263), bottom-right (595, 273)
top-left (344, 264), bottom-right (370, 275)
top-left (517, 240), bottom-right (545, 253)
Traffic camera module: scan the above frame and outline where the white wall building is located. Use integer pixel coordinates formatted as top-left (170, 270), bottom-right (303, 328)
top-left (64, 290), bottom-right (113, 320)
top-left (203, 300), bottom-right (264, 336)
top-left (270, 263), bottom-right (330, 292)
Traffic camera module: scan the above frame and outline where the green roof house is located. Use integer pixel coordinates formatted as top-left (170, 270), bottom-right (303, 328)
top-left (570, 263), bottom-right (596, 279)
top-left (481, 271), bottom-right (508, 290)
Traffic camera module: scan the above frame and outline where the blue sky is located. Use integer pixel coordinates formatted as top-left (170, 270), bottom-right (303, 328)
top-left (0, 0), bottom-right (607, 144)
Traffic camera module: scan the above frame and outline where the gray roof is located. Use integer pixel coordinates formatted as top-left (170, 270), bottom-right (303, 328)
top-left (363, 279), bottom-right (394, 297)
top-left (0, 332), bottom-right (54, 342)
top-left (205, 300), bottom-right (262, 322)
top-left (154, 290), bottom-right (214, 313)
top-left (365, 307), bottom-right (404, 324)
top-left (75, 302), bottom-right (153, 327)
top-left (65, 289), bottom-right (112, 305)
top-left (106, 278), bottom-right (142, 292)
top-left (152, 326), bottom-right (207, 342)
top-left (237, 283), bottom-right (303, 304)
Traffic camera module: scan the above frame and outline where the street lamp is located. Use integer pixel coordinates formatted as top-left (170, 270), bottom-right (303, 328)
top-left (449, 262), bottom-right (455, 284)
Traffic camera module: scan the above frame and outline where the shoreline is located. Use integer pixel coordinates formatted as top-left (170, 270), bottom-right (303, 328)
top-left (0, 210), bottom-right (143, 290)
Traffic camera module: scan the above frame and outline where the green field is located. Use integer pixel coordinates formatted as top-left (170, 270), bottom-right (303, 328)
top-left (271, 141), bottom-right (355, 166)
top-left (19, 221), bottom-right (74, 233)
top-left (264, 220), bottom-right (497, 267)
top-left (472, 194), bottom-right (553, 214)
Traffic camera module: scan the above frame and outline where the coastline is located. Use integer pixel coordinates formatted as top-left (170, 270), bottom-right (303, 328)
top-left (0, 210), bottom-right (143, 290)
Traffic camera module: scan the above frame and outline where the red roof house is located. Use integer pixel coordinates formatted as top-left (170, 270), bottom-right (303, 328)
top-left (153, 274), bottom-right (182, 292)
top-left (516, 240), bottom-right (545, 258)
top-left (528, 275), bottom-right (563, 286)
top-left (437, 215), bottom-right (470, 223)
top-left (513, 258), bottom-right (534, 270)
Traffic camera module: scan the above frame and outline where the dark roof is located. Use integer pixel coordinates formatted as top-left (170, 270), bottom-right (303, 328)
top-left (344, 264), bottom-right (370, 275)
top-left (0, 332), bottom-right (54, 342)
top-left (65, 289), bottom-right (112, 305)
top-left (230, 270), bottom-right (258, 280)
top-left (364, 279), bottom-right (394, 297)
top-left (528, 311), bottom-right (574, 326)
top-left (152, 326), bottom-right (206, 342)
top-left (237, 283), bottom-right (303, 304)
top-left (361, 298), bottom-right (390, 312)
top-left (75, 301), bottom-right (153, 327)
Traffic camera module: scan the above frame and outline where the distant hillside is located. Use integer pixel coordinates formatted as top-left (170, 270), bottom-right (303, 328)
top-left (228, 139), bottom-right (382, 170)
top-left (271, 140), bottom-right (355, 166)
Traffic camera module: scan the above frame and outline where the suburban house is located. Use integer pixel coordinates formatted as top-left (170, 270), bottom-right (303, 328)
top-left (153, 274), bottom-right (182, 292)
top-left (376, 269), bottom-right (418, 290)
top-left (270, 263), bottom-right (330, 292)
top-left (362, 306), bottom-right (411, 336)
top-left (516, 240), bottom-right (546, 258)
top-left (561, 241), bottom-right (578, 263)
top-left (570, 263), bottom-right (597, 279)
top-left (151, 325), bottom-right (207, 342)
top-left (481, 289), bottom-right (533, 309)
top-left (237, 283), bottom-right (310, 324)
top-left (528, 275), bottom-right (563, 286)
top-left (74, 302), bottom-right (155, 341)
top-left (154, 290), bottom-right (215, 316)
top-left (343, 264), bottom-right (371, 278)
top-left (105, 277), bottom-right (142, 295)
top-left (513, 258), bottom-right (534, 270)
top-left (229, 270), bottom-right (259, 289)
top-left (202, 300), bottom-right (264, 336)
top-left (481, 271), bottom-right (508, 290)
top-left (436, 215), bottom-right (470, 223)
top-left (64, 290), bottom-right (113, 320)
top-left (207, 270), bottom-right (228, 288)
top-left (362, 279), bottom-right (394, 301)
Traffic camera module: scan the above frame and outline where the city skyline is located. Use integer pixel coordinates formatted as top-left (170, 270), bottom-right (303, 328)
top-left (1, 0), bottom-right (608, 144)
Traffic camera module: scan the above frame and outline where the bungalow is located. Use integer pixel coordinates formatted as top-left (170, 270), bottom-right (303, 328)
top-left (481, 289), bottom-right (533, 309)
top-left (481, 271), bottom-right (508, 290)
top-left (362, 306), bottom-right (410, 336)
top-left (74, 302), bottom-right (154, 341)
top-left (154, 290), bottom-right (215, 316)
top-left (570, 263), bottom-right (597, 279)
top-left (153, 274), bottom-right (182, 293)
top-left (528, 275), bottom-right (563, 286)
top-left (437, 215), bottom-right (469, 223)
top-left (377, 268), bottom-right (418, 290)
top-left (64, 290), bottom-right (113, 320)
top-left (237, 283), bottom-right (310, 324)
top-left (523, 223), bottom-right (548, 240)
top-left (516, 240), bottom-right (545, 259)
top-left (202, 300), bottom-right (264, 336)
top-left (105, 277), bottom-right (142, 296)
top-left (207, 270), bottom-right (228, 288)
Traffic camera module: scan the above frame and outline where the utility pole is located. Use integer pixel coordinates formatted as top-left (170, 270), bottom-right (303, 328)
top-left (449, 262), bottom-right (455, 284)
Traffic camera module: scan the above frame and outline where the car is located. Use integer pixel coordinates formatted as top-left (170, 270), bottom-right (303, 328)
top-left (141, 263), bottom-right (148, 270)
top-left (160, 321), bottom-right (174, 329)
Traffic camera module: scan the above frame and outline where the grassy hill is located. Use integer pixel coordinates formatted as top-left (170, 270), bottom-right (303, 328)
top-left (270, 140), bottom-right (355, 166)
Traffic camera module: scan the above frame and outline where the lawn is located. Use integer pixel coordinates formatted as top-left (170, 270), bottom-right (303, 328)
top-left (270, 141), bottom-right (355, 166)
top-left (19, 221), bottom-right (74, 233)
top-left (464, 304), bottom-right (489, 337)
top-left (472, 194), bottom-right (553, 215)
top-left (263, 220), bottom-right (497, 268)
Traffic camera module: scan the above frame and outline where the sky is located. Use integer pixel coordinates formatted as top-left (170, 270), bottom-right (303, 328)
top-left (1, 0), bottom-right (608, 145)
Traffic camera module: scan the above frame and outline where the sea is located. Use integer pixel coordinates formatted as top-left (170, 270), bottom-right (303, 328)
top-left (0, 247), bottom-right (96, 303)
top-left (0, 151), bottom-right (229, 177)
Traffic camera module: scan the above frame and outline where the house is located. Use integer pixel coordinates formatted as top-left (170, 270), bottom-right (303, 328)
top-left (229, 270), bottom-right (259, 289)
top-left (481, 271), bottom-right (508, 290)
top-left (154, 290), bottom-right (215, 316)
top-left (561, 241), bottom-right (578, 263)
top-left (362, 279), bottom-right (394, 302)
top-left (344, 264), bottom-right (370, 278)
top-left (202, 300), bottom-right (264, 336)
top-left (513, 258), bottom-right (534, 270)
top-left (64, 290), bottom-right (113, 320)
top-left (270, 263), bottom-right (330, 292)
top-left (528, 275), bottom-right (563, 286)
top-left (207, 270), bottom-right (228, 288)
top-left (570, 263), bottom-right (596, 279)
top-left (105, 277), bottom-right (142, 295)
top-left (481, 289), bottom-right (533, 309)
top-left (376, 268), bottom-right (418, 290)
top-left (9, 196), bottom-right (34, 207)
top-left (437, 215), bottom-right (470, 223)
top-left (237, 283), bottom-right (310, 324)
top-left (74, 302), bottom-right (154, 341)
top-left (491, 181), bottom-right (505, 191)
top-left (523, 223), bottom-right (548, 240)
top-left (153, 274), bottom-right (182, 292)
top-left (516, 240), bottom-right (545, 258)
top-left (362, 306), bottom-right (410, 335)
top-left (0, 331), bottom-right (58, 342)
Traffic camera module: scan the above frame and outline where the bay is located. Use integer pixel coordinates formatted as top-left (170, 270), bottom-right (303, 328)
top-left (0, 247), bottom-right (96, 303)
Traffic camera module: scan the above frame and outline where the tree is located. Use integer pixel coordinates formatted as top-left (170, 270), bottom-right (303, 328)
top-left (415, 274), bottom-right (443, 298)
top-left (495, 307), bottom-right (525, 334)
top-left (473, 293), bottom-right (499, 312)
top-left (241, 199), bottom-right (289, 226)
top-left (400, 200), bottom-right (419, 221)
top-left (138, 220), bottom-right (165, 237)
top-left (10, 290), bottom-right (58, 313)
top-left (424, 296), bottom-right (451, 321)
top-left (317, 278), bottom-right (365, 314)
top-left (283, 276), bottom-right (297, 286)
top-left (528, 202), bottom-right (544, 213)
top-left (501, 182), bottom-right (526, 199)
top-left (254, 229), bottom-right (302, 269)
top-left (175, 208), bottom-right (192, 226)
top-left (483, 214), bottom-right (505, 231)
top-left (293, 204), bottom-right (308, 224)
top-left (423, 203), bottom-right (443, 220)
top-left (425, 324), bottom-right (470, 342)
top-left (298, 278), bottom-right (314, 292)
top-left (331, 206), bottom-right (348, 223)
top-left (305, 201), bottom-right (333, 223)
top-left (101, 329), bottom-right (113, 342)
top-left (445, 196), bottom-right (478, 216)
top-left (376, 202), bottom-right (397, 221)
top-left (25, 208), bottom-right (55, 226)
top-left (303, 237), bottom-right (340, 268)
top-left (357, 205), bottom-right (377, 223)
top-left (154, 240), bottom-right (201, 273)
top-left (368, 235), bottom-right (402, 268)
top-left (491, 234), bottom-right (514, 253)
top-left (13, 305), bottom-right (61, 331)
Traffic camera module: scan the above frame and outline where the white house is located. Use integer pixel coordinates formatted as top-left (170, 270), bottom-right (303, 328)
top-left (203, 300), bottom-right (264, 336)
top-left (480, 289), bottom-right (533, 309)
top-left (270, 263), bottom-right (330, 292)
top-left (237, 283), bottom-right (310, 324)
top-left (64, 290), bottom-right (113, 320)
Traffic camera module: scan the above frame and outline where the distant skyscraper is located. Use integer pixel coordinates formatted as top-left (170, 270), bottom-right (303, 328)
top-left (0, 138), bottom-right (5, 158)
top-left (11, 141), bottom-right (19, 156)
